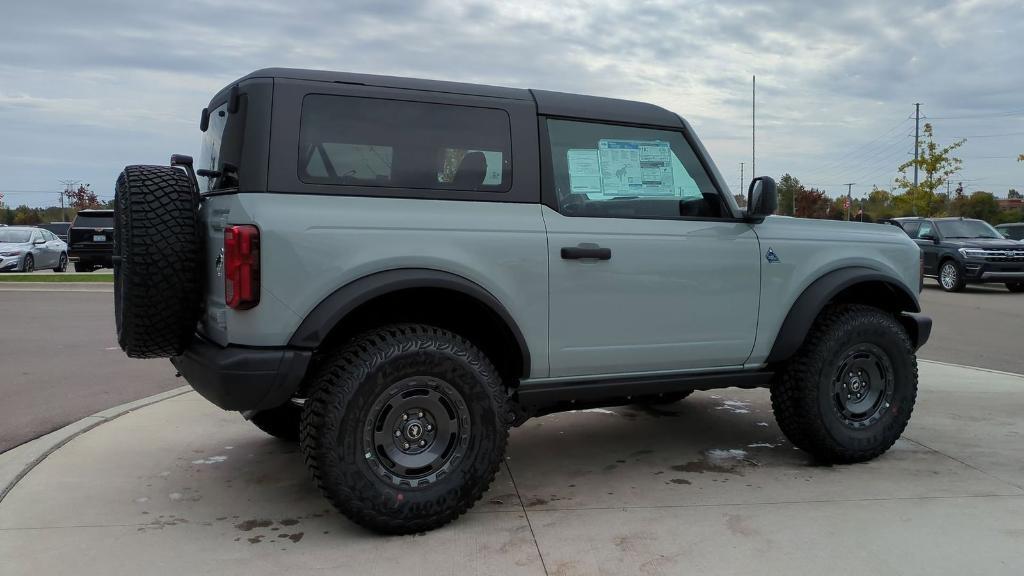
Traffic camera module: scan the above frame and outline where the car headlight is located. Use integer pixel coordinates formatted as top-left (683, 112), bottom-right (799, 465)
top-left (958, 248), bottom-right (987, 258)
top-left (0, 250), bottom-right (22, 257)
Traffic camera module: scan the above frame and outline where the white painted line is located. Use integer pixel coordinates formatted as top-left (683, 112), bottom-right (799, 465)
top-left (0, 287), bottom-right (112, 293)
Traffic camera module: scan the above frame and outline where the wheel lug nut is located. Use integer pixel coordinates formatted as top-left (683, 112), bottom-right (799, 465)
top-left (394, 430), bottom-right (401, 437)
top-left (401, 414), bottom-right (408, 421)
top-left (417, 411), bottom-right (424, 418)
top-left (402, 442), bottom-right (409, 449)
top-left (419, 440), bottom-right (426, 447)
top-left (426, 424), bottom-right (432, 431)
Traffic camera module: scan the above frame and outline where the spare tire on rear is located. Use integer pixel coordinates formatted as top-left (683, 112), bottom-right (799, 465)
top-left (115, 165), bottom-right (201, 358)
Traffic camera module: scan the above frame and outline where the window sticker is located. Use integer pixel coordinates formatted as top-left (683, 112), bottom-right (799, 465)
top-left (599, 139), bottom-right (675, 197)
top-left (566, 149), bottom-right (602, 194)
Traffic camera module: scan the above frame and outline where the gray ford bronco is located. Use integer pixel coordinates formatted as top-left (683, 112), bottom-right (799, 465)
top-left (114, 68), bottom-right (931, 534)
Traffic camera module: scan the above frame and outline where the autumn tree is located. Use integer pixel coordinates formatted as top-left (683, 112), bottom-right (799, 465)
top-left (894, 123), bottom-right (965, 216)
top-left (795, 186), bottom-right (830, 218)
top-left (64, 184), bottom-right (100, 210)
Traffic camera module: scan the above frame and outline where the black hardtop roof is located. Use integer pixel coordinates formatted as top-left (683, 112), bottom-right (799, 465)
top-left (227, 68), bottom-right (683, 127)
top-left (76, 209), bottom-right (113, 215)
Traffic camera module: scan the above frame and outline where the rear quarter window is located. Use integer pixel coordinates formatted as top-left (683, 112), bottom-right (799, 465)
top-left (298, 94), bottom-right (512, 193)
top-left (73, 214), bottom-right (114, 228)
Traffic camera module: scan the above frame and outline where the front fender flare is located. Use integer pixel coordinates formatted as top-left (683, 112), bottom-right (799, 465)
top-left (765, 267), bottom-right (922, 364)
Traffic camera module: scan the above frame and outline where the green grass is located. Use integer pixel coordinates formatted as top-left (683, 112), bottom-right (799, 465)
top-left (0, 273), bottom-right (114, 283)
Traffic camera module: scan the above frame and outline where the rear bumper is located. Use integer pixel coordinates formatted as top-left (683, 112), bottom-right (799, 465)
top-left (170, 334), bottom-right (312, 411)
top-left (68, 249), bottom-right (112, 261)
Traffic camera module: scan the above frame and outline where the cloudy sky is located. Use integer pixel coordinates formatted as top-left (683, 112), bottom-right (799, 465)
top-left (1, 0), bottom-right (1021, 208)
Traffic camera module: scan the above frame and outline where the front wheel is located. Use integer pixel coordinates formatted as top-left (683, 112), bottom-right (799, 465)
top-left (300, 324), bottom-right (508, 534)
top-left (22, 254), bottom-right (34, 273)
top-left (1006, 282), bottom-right (1024, 293)
top-left (770, 304), bottom-right (917, 464)
top-left (939, 260), bottom-right (966, 292)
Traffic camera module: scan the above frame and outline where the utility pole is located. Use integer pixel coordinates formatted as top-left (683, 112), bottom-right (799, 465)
top-left (843, 183), bottom-right (855, 221)
top-left (739, 162), bottom-right (744, 196)
top-left (752, 75), bottom-right (756, 179)
top-left (58, 179), bottom-right (80, 222)
top-left (913, 103), bottom-right (921, 189)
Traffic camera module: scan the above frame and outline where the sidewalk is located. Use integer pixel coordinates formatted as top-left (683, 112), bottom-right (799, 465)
top-left (2, 361), bottom-right (1023, 575)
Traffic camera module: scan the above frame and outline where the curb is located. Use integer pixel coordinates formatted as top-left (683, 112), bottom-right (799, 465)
top-left (0, 386), bottom-right (192, 504)
top-left (919, 358), bottom-right (1024, 379)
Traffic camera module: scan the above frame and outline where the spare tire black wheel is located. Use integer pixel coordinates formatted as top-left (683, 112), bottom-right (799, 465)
top-left (114, 165), bottom-right (201, 358)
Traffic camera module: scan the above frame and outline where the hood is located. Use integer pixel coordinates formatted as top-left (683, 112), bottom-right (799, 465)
top-left (944, 238), bottom-right (1023, 250)
top-left (0, 241), bottom-right (32, 250)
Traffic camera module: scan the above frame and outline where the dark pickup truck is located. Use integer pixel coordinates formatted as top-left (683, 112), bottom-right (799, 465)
top-left (68, 209), bottom-right (114, 271)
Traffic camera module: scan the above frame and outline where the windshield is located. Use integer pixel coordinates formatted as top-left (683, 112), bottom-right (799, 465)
top-left (198, 96), bottom-right (247, 192)
top-left (935, 219), bottom-right (1001, 239)
top-left (0, 229), bottom-right (32, 243)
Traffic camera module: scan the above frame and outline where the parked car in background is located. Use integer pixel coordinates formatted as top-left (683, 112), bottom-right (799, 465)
top-left (995, 222), bottom-right (1024, 241)
top-left (0, 226), bottom-right (69, 272)
top-left (893, 217), bottom-right (1024, 292)
top-left (68, 209), bottom-right (114, 271)
top-left (38, 222), bottom-right (72, 243)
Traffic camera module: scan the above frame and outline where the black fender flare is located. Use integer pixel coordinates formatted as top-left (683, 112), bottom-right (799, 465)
top-left (287, 268), bottom-right (532, 378)
top-left (765, 267), bottom-right (922, 363)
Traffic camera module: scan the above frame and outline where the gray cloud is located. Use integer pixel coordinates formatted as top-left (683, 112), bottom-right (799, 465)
top-left (1, 0), bottom-right (1021, 207)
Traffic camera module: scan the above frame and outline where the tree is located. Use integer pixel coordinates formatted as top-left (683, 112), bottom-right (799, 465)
top-left (733, 193), bottom-right (747, 208)
top-left (956, 192), bottom-right (1000, 222)
top-left (1009, 189), bottom-right (1022, 200)
top-left (64, 184), bottom-right (100, 210)
top-left (864, 187), bottom-right (895, 219)
top-left (776, 173), bottom-right (800, 216)
top-left (795, 186), bottom-right (829, 219)
top-left (894, 123), bottom-right (965, 216)
top-left (12, 205), bottom-right (42, 225)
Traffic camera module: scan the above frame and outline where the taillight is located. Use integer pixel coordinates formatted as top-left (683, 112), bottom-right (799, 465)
top-left (224, 225), bottom-right (260, 309)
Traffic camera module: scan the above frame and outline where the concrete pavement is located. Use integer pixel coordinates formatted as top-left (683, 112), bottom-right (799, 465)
top-left (2, 361), bottom-right (1022, 575)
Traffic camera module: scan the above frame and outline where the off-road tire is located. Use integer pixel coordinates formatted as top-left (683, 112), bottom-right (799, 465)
top-left (1006, 282), bottom-right (1024, 293)
top-left (300, 324), bottom-right (508, 534)
top-left (22, 254), bottom-right (34, 273)
top-left (114, 165), bottom-right (201, 358)
top-left (53, 253), bottom-right (68, 273)
top-left (938, 259), bottom-right (966, 292)
top-left (249, 402), bottom-right (302, 442)
top-left (770, 304), bottom-right (918, 464)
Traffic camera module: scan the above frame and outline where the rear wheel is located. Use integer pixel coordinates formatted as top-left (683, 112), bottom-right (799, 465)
top-left (770, 304), bottom-right (917, 463)
top-left (114, 165), bottom-right (201, 358)
top-left (53, 253), bottom-right (68, 273)
top-left (300, 324), bottom-right (508, 534)
top-left (1006, 282), bottom-right (1024, 293)
top-left (939, 260), bottom-right (966, 292)
top-left (22, 254), bottom-right (34, 273)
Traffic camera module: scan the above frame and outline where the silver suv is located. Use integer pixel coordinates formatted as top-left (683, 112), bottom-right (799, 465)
top-left (114, 68), bottom-right (931, 534)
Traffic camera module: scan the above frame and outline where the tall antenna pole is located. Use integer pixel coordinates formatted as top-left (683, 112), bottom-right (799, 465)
top-left (752, 75), bottom-right (756, 179)
top-left (913, 103), bottom-right (921, 215)
top-left (739, 162), bottom-right (744, 195)
top-left (58, 179), bottom-right (80, 222)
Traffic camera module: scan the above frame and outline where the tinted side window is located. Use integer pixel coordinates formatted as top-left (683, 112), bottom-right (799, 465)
top-left (545, 119), bottom-right (725, 219)
top-left (900, 222), bottom-right (920, 238)
top-left (917, 221), bottom-right (934, 239)
top-left (298, 95), bottom-right (512, 192)
top-left (74, 214), bottom-right (114, 228)
top-left (198, 97), bottom-right (248, 192)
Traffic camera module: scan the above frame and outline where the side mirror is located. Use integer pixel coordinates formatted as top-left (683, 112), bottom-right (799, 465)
top-left (920, 234), bottom-right (938, 243)
top-left (746, 176), bottom-right (778, 222)
top-left (34, 238), bottom-right (46, 245)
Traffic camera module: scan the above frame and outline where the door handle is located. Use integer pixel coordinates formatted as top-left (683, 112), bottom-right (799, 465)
top-left (561, 245), bottom-right (612, 260)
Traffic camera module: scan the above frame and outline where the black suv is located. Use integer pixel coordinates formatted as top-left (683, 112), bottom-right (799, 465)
top-left (68, 209), bottom-right (114, 271)
top-left (893, 217), bottom-right (1024, 292)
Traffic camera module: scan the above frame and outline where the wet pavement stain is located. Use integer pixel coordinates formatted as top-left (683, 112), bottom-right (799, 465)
top-left (288, 532), bottom-right (304, 543)
top-left (279, 518), bottom-right (299, 526)
top-left (235, 519), bottom-right (274, 531)
top-left (670, 478), bottom-right (692, 485)
top-left (248, 535), bottom-right (264, 544)
top-left (671, 460), bottom-right (744, 476)
top-left (525, 497), bottom-right (548, 507)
